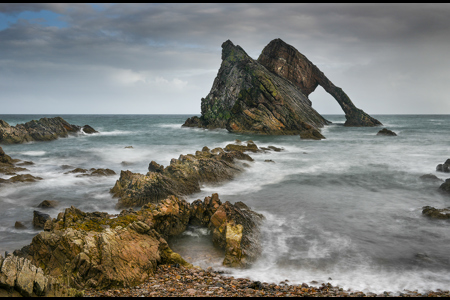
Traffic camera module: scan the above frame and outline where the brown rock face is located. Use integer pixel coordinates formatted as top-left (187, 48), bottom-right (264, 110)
top-left (257, 39), bottom-right (382, 127)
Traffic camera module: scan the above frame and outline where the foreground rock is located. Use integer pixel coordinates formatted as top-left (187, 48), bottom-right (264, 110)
top-left (0, 253), bottom-right (81, 297)
top-left (183, 39), bottom-right (381, 138)
top-left (0, 117), bottom-right (97, 144)
top-left (422, 206), bottom-right (450, 219)
top-left (0, 146), bottom-right (28, 176)
top-left (377, 128), bottom-right (397, 136)
top-left (111, 143), bottom-right (257, 209)
top-left (436, 158), bottom-right (450, 172)
top-left (15, 194), bottom-right (264, 290)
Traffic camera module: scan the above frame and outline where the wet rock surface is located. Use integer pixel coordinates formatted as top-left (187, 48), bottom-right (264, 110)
top-left (64, 167), bottom-right (116, 177)
top-left (422, 206), bottom-right (450, 219)
top-left (111, 142), bottom-right (265, 209)
top-left (436, 158), bottom-right (450, 172)
top-left (84, 264), bottom-right (448, 298)
top-left (377, 128), bottom-right (397, 136)
top-left (0, 116), bottom-right (97, 144)
top-left (14, 194), bottom-right (264, 291)
top-left (439, 178), bottom-right (450, 194)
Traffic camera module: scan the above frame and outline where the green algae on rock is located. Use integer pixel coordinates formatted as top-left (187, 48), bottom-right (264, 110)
top-left (183, 39), bottom-right (381, 139)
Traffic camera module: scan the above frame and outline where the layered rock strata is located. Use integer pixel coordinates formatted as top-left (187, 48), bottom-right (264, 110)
top-left (0, 253), bottom-right (81, 297)
top-left (111, 142), bottom-right (257, 209)
top-left (183, 38), bottom-right (381, 138)
top-left (15, 194), bottom-right (264, 290)
top-left (183, 40), bottom-right (329, 139)
top-left (257, 39), bottom-right (382, 127)
top-left (0, 117), bottom-right (97, 144)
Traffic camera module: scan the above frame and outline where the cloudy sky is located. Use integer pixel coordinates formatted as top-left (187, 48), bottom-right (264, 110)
top-left (1, 3), bottom-right (449, 115)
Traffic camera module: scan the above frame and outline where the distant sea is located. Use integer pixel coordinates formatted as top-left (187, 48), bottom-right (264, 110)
top-left (1, 114), bottom-right (449, 294)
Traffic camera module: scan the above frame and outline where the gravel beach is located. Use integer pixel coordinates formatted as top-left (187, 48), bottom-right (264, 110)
top-left (83, 265), bottom-right (450, 297)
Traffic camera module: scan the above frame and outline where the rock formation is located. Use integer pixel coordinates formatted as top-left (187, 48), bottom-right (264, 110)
top-left (64, 167), bottom-right (116, 177)
top-left (376, 128), bottom-right (397, 136)
top-left (14, 194), bottom-right (264, 290)
top-left (439, 178), bottom-right (450, 194)
top-left (258, 39), bottom-right (382, 127)
top-left (111, 142), bottom-right (258, 209)
top-left (0, 117), bottom-right (97, 144)
top-left (183, 39), bottom-right (381, 139)
top-left (422, 206), bottom-right (450, 219)
top-left (0, 253), bottom-right (81, 297)
top-left (0, 146), bottom-right (43, 185)
top-left (436, 159), bottom-right (450, 173)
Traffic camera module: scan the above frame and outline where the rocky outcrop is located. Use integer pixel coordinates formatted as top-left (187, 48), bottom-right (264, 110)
top-left (439, 178), bottom-right (450, 194)
top-left (183, 40), bottom-right (329, 139)
top-left (32, 211), bottom-right (52, 229)
top-left (436, 159), bottom-right (450, 173)
top-left (376, 128), bottom-right (397, 136)
top-left (37, 200), bottom-right (59, 209)
top-left (183, 39), bottom-right (381, 138)
top-left (258, 38), bottom-right (382, 127)
top-left (422, 206), bottom-right (450, 219)
top-left (190, 193), bottom-right (264, 268)
top-left (15, 194), bottom-right (264, 290)
top-left (111, 143), bottom-right (256, 209)
top-left (0, 253), bottom-right (81, 297)
top-left (0, 117), bottom-right (97, 144)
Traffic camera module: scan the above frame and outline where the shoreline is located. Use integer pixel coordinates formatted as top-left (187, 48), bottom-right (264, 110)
top-left (83, 264), bottom-right (449, 297)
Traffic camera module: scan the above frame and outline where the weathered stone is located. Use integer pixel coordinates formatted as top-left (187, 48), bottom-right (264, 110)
top-left (183, 40), bottom-right (330, 137)
top-left (258, 38), bottom-right (382, 127)
top-left (37, 200), bottom-right (59, 209)
top-left (422, 206), bottom-right (450, 219)
top-left (376, 128), bottom-right (397, 136)
top-left (82, 125), bottom-right (98, 134)
top-left (0, 117), bottom-right (96, 144)
top-left (436, 159), bottom-right (450, 173)
top-left (7, 174), bottom-right (42, 183)
top-left (112, 145), bottom-right (256, 208)
top-left (65, 167), bottom-right (116, 177)
top-left (33, 211), bottom-right (51, 229)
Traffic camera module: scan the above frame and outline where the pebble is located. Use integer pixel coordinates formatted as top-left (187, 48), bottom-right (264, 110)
top-left (83, 265), bottom-right (450, 297)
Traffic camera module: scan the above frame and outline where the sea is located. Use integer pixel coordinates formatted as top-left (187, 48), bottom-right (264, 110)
top-left (0, 114), bottom-right (449, 294)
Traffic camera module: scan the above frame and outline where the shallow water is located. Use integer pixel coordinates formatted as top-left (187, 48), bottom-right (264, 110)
top-left (1, 114), bottom-right (449, 294)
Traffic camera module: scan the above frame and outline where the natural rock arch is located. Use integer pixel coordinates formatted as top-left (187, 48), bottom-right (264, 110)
top-left (257, 38), bottom-right (382, 127)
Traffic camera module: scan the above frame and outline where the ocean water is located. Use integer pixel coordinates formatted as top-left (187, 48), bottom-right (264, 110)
top-left (1, 114), bottom-right (450, 294)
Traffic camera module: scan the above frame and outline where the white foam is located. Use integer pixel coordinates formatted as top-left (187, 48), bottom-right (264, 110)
top-left (20, 151), bottom-right (46, 156)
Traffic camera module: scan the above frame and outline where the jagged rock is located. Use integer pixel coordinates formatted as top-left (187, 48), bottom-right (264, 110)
top-left (183, 39), bottom-right (329, 138)
top-left (422, 206), bottom-right (450, 219)
top-left (37, 200), bottom-right (59, 209)
top-left (0, 147), bottom-right (13, 165)
top-left (258, 38), bottom-right (382, 127)
top-left (377, 128), bottom-right (397, 136)
top-left (0, 253), bottom-right (81, 297)
top-left (82, 125), bottom-right (97, 134)
top-left (436, 159), bottom-right (450, 173)
top-left (32, 211), bottom-right (51, 229)
top-left (2, 174), bottom-right (42, 184)
top-left (0, 117), bottom-right (97, 144)
top-left (148, 161), bottom-right (165, 173)
top-left (300, 128), bottom-right (326, 140)
top-left (439, 178), bottom-right (450, 193)
top-left (224, 140), bottom-right (260, 152)
top-left (111, 145), bottom-right (254, 209)
top-left (183, 39), bottom-right (381, 138)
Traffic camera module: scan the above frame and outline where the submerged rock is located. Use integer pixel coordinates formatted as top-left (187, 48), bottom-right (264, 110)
top-left (439, 178), bottom-right (450, 194)
top-left (111, 144), bottom-right (254, 209)
top-left (422, 206), bottom-right (450, 219)
top-left (419, 174), bottom-right (443, 182)
top-left (65, 167), bottom-right (116, 177)
top-left (183, 39), bottom-right (381, 138)
top-left (0, 117), bottom-right (97, 144)
top-left (376, 128), bottom-right (397, 136)
top-left (37, 200), bottom-right (59, 209)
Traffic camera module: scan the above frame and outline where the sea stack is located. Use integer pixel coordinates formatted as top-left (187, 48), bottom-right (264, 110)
top-left (183, 39), bottom-right (381, 138)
